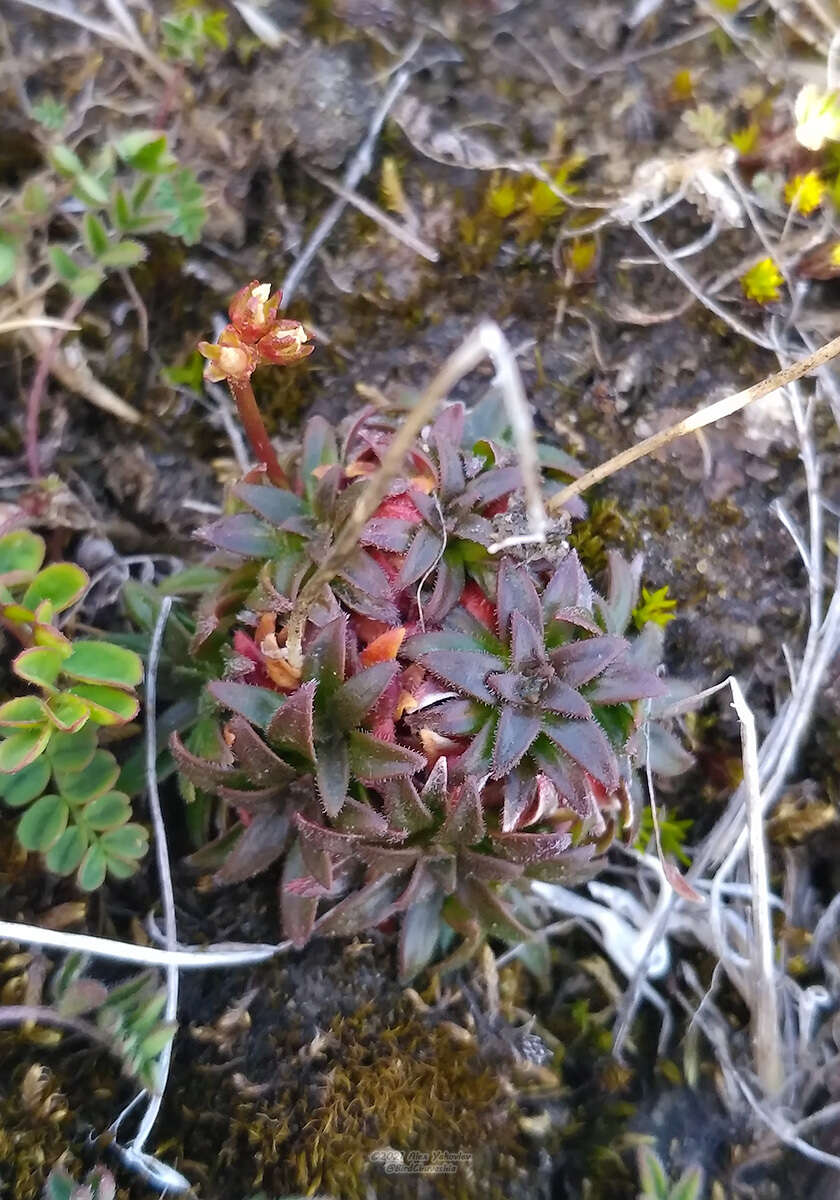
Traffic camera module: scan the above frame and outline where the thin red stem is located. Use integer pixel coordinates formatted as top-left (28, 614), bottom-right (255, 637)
top-left (228, 376), bottom-right (289, 487)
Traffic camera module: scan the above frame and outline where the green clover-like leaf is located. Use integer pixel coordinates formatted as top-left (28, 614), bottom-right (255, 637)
top-left (68, 682), bottom-right (140, 725)
top-left (13, 644), bottom-right (70, 690)
top-left (47, 725), bottom-right (97, 773)
top-left (82, 790), bottom-right (132, 830)
top-left (77, 843), bottom-right (107, 890)
top-left (0, 724), bottom-right (52, 773)
top-left (61, 640), bottom-right (144, 689)
top-left (56, 749), bottom-right (120, 804)
top-left (17, 793), bottom-right (68, 851)
top-left (22, 562), bottom-right (86, 614)
top-left (45, 692), bottom-right (90, 732)
top-left (0, 756), bottom-right (51, 807)
top-left (0, 529), bottom-right (45, 577)
top-left (0, 695), bottom-right (49, 727)
top-left (45, 825), bottom-right (88, 875)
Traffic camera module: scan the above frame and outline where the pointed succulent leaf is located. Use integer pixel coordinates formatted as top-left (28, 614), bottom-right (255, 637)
top-left (457, 877), bottom-right (529, 943)
top-left (281, 839), bottom-right (319, 947)
top-left (347, 730), bottom-right (425, 781)
top-left (266, 680), bottom-right (317, 760)
top-left (312, 874), bottom-right (403, 938)
top-left (509, 611), bottom-right (547, 670)
top-left (0, 696), bottom-right (48, 727)
top-left (18, 793), bottom-right (68, 851)
top-left (0, 529), bottom-right (45, 576)
top-left (61, 641), bottom-right (143, 688)
top-left (208, 680), bottom-right (285, 730)
top-left (233, 482), bottom-right (305, 528)
top-left (546, 607), bottom-right (602, 638)
top-left (459, 847), bottom-right (523, 882)
top-left (585, 662), bottom-right (666, 704)
top-left (301, 414), bottom-right (338, 503)
top-left (21, 562), bottom-right (87, 613)
top-left (295, 810), bottom-right (376, 856)
top-left (216, 783), bottom-right (283, 811)
top-left (302, 615), bottom-right (346, 697)
top-left (333, 661), bottom-right (399, 729)
top-left (540, 679), bottom-right (593, 718)
top-left (0, 725), bottom-right (51, 773)
top-left (637, 1148), bottom-right (669, 1199)
top-left (531, 740), bottom-right (588, 815)
top-left (645, 723), bottom-right (694, 777)
top-left (496, 558), bottom-right (542, 637)
top-left (444, 606), bottom-right (505, 654)
top-left (227, 715), bottom-right (298, 786)
top-left (600, 550), bottom-right (641, 635)
top-left (422, 552), bottom-right (466, 624)
top-left (214, 810), bottom-right (290, 884)
top-left (413, 649), bottom-right (502, 703)
top-left (440, 778), bottom-right (485, 845)
top-left (491, 829), bottom-right (573, 864)
top-left (56, 749), bottom-right (120, 804)
top-left (458, 464), bottom-right (521, 510)
top-left (398, 524), bottom-right (444, 588)
top-left (669, 1166), bottom-right (704, 1200)
top-left (492, 706), bottom-right (542, 776)
top-left (542, 717), bottom-right (618, 789)
top-left (409, 698), bottom-right (485, 736)
top-left (315, 733), bottom-right (350, 817)
top-left (170, 730), bottom-right (245, 791)
top-left (337, 547), bottom-right (395, 601)
top-left (542, 550), bottom-right (593, 617)
top-left (195, 513), bottom-right (280, 558)
top-left (399, 891), bottom-right (443, 981)
top-left (456, 716), bottom-right (495, 776)
top-left (420, 755), bottom-right (449, 808)
top-left (68, 684), bottom-right (139, 726)
top-left (381, 778), bottom-right (434, 833)
top-left (360, 517), bottom-right (414, 551)
top-left (0, 755), bottom-right (51, 806)
top-left (550, 635), bottom-right (628, 686)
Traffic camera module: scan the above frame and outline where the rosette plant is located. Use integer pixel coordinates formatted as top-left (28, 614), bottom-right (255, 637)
top-left (166, 281), bottom-right (687, 978)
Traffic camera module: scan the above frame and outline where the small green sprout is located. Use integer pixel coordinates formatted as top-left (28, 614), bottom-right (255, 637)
top-left (632, 585), bottom-right (677, 630)
top-left (160, 4), bottom-right (229, 66)
top-left (637, 1146), bottom-right (704, 1200)
top-left (31, 94), bottom-right (68, 133)
top-left (635, 807), bottom-right (693, 866)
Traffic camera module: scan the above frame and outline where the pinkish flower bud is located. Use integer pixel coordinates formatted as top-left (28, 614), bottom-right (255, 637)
top-left (256, 320), bottom-right (314, 365)
top-left (198, 325), bottom-right (259, 382)
top-left (228, 280), bottom-right (281, 344)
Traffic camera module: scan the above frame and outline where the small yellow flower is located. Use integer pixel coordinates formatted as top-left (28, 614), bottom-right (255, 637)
top-left (632, 586), bottom-right (677, 631)
top-left (741, 257), bottom-right (784, 303)
top-left (487, 177), bottom-right (519, 219)
top-left (566, 237), bottom-right (597, 276)
top-left (784, 170), bottom-right (824, 215)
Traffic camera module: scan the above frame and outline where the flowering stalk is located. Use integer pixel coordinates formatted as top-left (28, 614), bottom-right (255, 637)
top-left (228, 375), bottom-right (289, 488)
top-left (198, 281), bottom-right (313, 487)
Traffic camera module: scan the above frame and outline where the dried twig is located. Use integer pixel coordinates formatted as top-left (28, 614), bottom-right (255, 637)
top-left (730, 677), bottom-right (783, 1096)
top-left (546, 332), bottom-right (840, 513)
top-left (281, 67), bottom-right (412, 307)
top-left (305, 165), bottom-right (439, 262)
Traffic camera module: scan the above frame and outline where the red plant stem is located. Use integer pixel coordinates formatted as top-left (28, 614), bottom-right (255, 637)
top-left (25, 294), bottom-right (86, 479)
top-left (228, 376), bottom-right (289, 487)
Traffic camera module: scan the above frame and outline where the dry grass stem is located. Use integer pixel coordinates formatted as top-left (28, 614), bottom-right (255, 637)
top-left (305, 165), bottom-right (439, 262)
top-left (547, 332), bottom-right (840, 513)
top-left (729, 677), bottom-right (783, 1097)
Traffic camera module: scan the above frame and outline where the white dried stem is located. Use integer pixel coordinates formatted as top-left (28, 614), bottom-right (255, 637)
top-left (281, 67), bottom-right (411, 307)
top-left (305, 166), bottom-right (439, 262)
top-left (729, 677), bottom-right (783, 1096)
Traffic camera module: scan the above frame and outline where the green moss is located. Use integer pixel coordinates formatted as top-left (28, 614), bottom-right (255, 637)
top-left (223, 1000), bottom-right (521, 1198)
